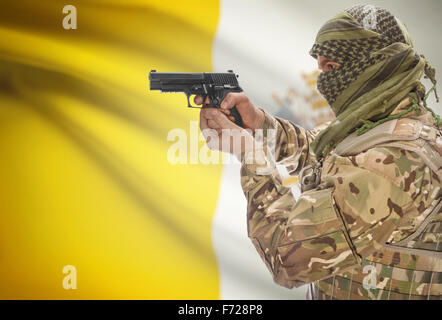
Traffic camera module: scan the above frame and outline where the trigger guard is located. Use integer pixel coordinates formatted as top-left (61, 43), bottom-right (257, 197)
top-left (186, 92), bottom-right (204, 109)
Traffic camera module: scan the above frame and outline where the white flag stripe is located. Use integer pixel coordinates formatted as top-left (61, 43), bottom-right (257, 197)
top-left (212, 0), bottom-right (442, 300)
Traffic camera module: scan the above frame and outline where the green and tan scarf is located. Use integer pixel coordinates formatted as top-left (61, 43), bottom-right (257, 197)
top-left (309, 5), bottom-right (440, 160)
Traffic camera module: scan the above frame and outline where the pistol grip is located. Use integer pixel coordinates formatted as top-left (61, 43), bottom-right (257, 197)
top-left (229, 106), bottom-right (244, 127)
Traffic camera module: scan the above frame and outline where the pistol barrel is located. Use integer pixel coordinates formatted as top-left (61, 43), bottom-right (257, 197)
top-left (149, 71), bottom-right (204, 91)
top-left (148, 70), bottom-right (240, 92)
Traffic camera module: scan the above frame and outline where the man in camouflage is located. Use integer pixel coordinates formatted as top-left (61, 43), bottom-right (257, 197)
top-left (196, 5), bottom-right (441, 299)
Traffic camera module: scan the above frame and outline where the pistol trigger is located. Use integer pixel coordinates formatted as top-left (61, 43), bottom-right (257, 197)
top-left (185, 92), bottom-right (192, 108)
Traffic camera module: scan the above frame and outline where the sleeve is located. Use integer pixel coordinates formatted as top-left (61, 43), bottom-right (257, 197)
top-left (246, 109), bottom-right (325, 174)
top-left (241, 120), bottom-right (420, 288)
top-left (241, 109), bottom-right (327, 193)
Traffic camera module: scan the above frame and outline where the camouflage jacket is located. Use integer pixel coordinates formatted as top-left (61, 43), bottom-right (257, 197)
top-left (240, 105), bottom-right (441, 300)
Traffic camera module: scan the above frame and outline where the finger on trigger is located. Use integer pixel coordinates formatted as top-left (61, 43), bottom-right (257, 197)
top-left (194, 95), bottom-right (203, 105)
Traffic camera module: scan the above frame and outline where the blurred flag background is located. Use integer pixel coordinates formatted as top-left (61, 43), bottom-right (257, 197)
top-left (0, 0), bottom-right (440, 299)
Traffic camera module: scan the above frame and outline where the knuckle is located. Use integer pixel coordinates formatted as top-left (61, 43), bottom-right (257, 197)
top-left (215, 111), bottom-right (226, 121)
top-left (224, 92), bottom-right (235, 104)
top-left (239, 93), bottom-right (249, 103)
top-left (202, 110), bottom-right (211, 121)
top-left (225, 92), bottom-right (249, 106)
top-left (225, 92), bottom-right (233, 100)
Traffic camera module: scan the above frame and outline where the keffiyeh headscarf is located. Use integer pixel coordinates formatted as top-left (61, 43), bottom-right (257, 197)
top-left (309, 5), bottom-right (440, 160)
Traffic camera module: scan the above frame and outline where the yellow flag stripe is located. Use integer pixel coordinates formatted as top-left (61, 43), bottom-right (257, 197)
top-left (0, 0), bottom-right (221, 299)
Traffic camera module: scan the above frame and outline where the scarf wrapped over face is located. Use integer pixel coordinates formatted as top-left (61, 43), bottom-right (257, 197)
top-left (309, 5), bottom-right (438, 160)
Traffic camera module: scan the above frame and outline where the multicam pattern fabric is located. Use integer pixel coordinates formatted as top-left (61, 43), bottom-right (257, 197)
top-left (240, 106), bottom-right (441, 300)
top-left (308, 5), bottom-right (438, 160)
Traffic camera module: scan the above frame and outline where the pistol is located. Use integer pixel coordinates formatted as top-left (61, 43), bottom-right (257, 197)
top-left (149, 70), bottom-right (244, 127)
